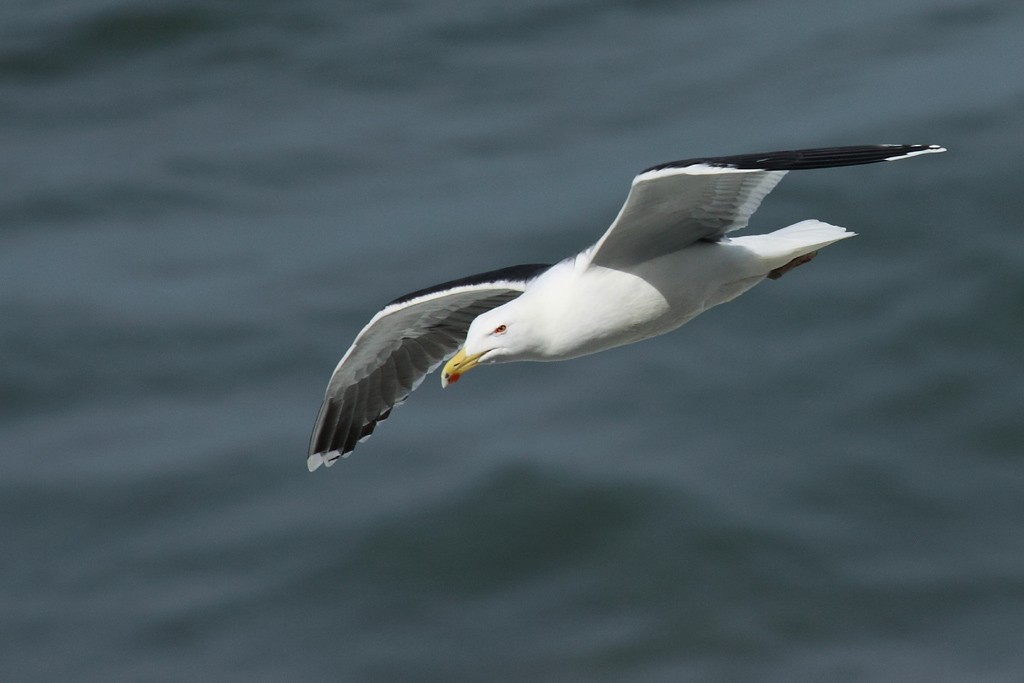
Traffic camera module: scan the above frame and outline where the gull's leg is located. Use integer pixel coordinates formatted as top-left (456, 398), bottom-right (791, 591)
top-left (767, 251), bottom-right (818, 280)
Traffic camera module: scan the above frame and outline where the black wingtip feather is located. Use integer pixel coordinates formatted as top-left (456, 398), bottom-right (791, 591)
top-left (309, 399), bottom-right (341, 456)
top-left (643, 144), bottom-right (944, 174)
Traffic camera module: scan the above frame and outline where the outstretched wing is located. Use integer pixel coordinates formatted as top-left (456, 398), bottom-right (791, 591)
top-left (585, 144), bottom-right (944, 270)
top-left (308, 263), bottom-right (550, 470)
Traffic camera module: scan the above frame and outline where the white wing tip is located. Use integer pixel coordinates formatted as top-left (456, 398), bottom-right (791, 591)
top-left (885, 144), bottom-right (946, 161)
top-left (308, 450), bottom-right (345, 471)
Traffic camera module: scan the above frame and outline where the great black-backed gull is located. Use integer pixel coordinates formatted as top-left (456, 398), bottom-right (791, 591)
top-left (308, 144), bottom-right (945, 470)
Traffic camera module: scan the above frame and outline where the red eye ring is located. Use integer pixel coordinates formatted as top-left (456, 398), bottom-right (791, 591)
top-left (494, 324), bottom-right (507, 334)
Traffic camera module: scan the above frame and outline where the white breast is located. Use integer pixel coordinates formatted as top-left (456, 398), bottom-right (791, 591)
top-left (523, 241), bottom-right (767, 360)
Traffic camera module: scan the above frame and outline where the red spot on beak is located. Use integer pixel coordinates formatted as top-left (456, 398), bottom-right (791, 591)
top-left (447, 373), bottom-right (460, 384)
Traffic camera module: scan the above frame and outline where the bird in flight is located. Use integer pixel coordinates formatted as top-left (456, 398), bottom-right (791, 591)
top-left (307, 144), bottom-right (945, 471)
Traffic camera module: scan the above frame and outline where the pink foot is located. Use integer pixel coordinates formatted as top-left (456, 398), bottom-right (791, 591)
top-left (768, 251), bottom-right (818, 280)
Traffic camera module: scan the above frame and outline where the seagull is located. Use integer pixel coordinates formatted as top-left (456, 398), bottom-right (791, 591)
top-left (308, 144), bottom-right (945, 470)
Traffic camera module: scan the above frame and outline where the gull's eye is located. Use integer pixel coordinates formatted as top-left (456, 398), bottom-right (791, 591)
top-left (493, 324), bottom-right (507, 335)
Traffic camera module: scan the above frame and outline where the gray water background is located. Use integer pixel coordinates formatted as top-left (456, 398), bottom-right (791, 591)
top-left (2, 0), bottom-right (1023, 681)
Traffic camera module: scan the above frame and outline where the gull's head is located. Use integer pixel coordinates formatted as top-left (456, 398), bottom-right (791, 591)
top-left (441, 302), bottom-right (537, 388)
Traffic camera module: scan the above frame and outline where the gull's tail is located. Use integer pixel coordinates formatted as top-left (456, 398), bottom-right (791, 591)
top-left (730, 219), bottom-right (856, 272)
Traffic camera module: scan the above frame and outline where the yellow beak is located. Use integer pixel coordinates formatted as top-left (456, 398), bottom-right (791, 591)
top-left (441, 348), bottom-right (485, 388)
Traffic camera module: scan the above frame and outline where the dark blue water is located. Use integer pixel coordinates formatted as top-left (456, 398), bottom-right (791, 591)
top-left (3, 0), bottom-right (1023, 680)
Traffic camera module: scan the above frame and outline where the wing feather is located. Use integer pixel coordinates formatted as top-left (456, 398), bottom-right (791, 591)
top-left (585, 167), bottom-right (785, 270)
top-left (585, 144), bottom-right (943, 270)
top-left (308, 263), bottom-right (550, 469)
